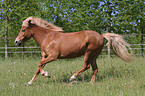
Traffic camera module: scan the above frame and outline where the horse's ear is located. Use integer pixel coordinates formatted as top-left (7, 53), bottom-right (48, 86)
top-left (28, 20), bottom-right (34, 26)
top-left (28, 20), bottom-right (34, 24)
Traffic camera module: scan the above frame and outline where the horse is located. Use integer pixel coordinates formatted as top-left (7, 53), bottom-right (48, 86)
top-left (15, 17), bottom-right (132, 85)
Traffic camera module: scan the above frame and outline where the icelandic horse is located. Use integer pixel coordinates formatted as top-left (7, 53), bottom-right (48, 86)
top-left (15, 17), bottom-right (132, 85)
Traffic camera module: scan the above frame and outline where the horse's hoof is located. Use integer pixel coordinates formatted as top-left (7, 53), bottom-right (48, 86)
top-left (69, 75), bottom-right (76, 81)
top-left (44, 72), bottom-right (51, 78)
top-left (27, 81), bottom-right (33, 85)
top-left (25, 83), bottom-right (32, 86)
top-left (47, 74), bottom-right (51, 78)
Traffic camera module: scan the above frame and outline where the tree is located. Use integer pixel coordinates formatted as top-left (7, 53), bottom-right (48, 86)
top-left (0, 0), bottom-right (144, 57)
top-left (1, 0), bottom-right (42, 46)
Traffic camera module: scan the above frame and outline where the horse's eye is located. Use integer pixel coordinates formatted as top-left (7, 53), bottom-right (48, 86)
top-left (22, 30), bottom-right (25, 32)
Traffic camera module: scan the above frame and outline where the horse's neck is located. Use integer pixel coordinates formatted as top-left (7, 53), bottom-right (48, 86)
top-left (32, 27), bottom-right (49, 46)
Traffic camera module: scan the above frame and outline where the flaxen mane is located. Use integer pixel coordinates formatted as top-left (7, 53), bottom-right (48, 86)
top-left (22, 17), bottom-right (63, 31)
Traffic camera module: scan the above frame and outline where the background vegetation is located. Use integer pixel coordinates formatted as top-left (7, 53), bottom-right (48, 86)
top-left (0, 0), bottom-right (145, 58)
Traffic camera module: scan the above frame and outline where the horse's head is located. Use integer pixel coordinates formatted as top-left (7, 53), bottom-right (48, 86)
top-left (15, 17), bottom-right (64, 46)
top-left (15, 20), bottom-right (33, 46)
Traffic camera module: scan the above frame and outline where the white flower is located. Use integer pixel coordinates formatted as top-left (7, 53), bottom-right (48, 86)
top-left (9, 82), bottom-right (15, 88)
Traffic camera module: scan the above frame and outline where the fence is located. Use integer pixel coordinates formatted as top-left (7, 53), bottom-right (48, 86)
top-left (0, 44), bottom-right (144, 57)
top-left (0, 34), bottom-right (144, 58)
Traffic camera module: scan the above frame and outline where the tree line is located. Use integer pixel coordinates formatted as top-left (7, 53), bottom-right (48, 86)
top-left (0, 0), bottom-right (144, 57)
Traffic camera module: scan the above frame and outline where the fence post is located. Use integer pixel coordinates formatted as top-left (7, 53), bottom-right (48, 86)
top-left (141, 30), bottom-right (144, 57)
top-left (107, 40), bottom-right (111, 58)
top-left (5, 27), bottom-right (8, 59)
top-left (5, 14), bottom-right (8, 59)
top-left (22, 45), bottom-right (24, 59)
top-left (107, 44), bottom-right (111, 58)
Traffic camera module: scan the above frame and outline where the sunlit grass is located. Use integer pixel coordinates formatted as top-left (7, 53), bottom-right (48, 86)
top-left (0, 56), bottom-right (144, 96)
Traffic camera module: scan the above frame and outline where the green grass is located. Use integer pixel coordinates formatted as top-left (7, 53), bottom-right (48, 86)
top-left (0, 56), bottom-right (145, 96)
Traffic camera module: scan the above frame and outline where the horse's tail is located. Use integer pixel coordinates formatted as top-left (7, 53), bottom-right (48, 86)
top-left (102, 33), bottom-right (133, 62)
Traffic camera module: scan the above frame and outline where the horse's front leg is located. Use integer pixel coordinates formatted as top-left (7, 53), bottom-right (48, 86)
top-left (28, 56), bottom-right (47, 85)
top-left (28, 55), bottom-right (56, 85)
top-left (28, 65), bottom-right (46, 85)
top-left (39, 55), bottom-right (56, 75)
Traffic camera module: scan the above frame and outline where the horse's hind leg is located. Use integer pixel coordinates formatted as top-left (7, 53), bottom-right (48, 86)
top-left (69, 52), bottom-right (91, 81)
top-left (90, 56), bottom-right (98, 83)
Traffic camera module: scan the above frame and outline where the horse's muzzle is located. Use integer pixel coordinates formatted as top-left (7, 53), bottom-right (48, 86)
top-left (15, 40), bottom-right (22, 46)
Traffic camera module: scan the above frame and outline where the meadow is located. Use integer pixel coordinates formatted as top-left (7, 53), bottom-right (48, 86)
top-left (0, 56), bottom-right (144, 96)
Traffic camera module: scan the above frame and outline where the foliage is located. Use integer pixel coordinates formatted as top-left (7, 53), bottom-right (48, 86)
top-left (1, 0), bottom-right (144, 34)
top-left (0, 0), bottom-right (144, 57)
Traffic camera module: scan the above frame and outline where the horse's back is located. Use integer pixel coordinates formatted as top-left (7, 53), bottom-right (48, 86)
top-left (59, 30), bottom-right (104, 58)
top-left (59, 31), bottom-right (86, 58)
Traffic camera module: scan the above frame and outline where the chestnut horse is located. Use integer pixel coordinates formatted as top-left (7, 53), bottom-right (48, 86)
top-left (15, 17), bottom-right (132, 85)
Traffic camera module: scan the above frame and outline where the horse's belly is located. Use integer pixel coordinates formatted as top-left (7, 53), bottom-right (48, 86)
top-left (59, 52), bottom-right (84, 59)
top-left (58, 47), bottom-right (85, 59)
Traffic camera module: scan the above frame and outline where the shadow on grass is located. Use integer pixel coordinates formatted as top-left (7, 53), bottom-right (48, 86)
top-left (45, 64), bottom-right (136, 84)
top-left (51, 66), bottom-right (136, 83)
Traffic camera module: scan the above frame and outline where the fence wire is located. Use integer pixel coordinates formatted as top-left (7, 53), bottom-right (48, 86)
top-left (0, 34), bottom-right (144, 58)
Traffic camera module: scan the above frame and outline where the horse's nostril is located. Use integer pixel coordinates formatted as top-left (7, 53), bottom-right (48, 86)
top-left (15, 40), bottom-right (22, 46)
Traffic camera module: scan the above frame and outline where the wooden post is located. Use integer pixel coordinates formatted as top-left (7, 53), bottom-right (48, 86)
top-left (5, 22), bottom-right (8, 59)
top-left (141, 29), bottom-right (144, 57)
top-left (107, 40), bottom-right (111, 58)
top-left (22, 45), bottom-right (24, 59)
top-left (4, 0), bottom-right (8, 59)
top-left (107, 1), bottom-right (111, 58)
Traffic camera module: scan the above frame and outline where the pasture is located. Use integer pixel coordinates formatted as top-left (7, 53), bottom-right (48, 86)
top-left (0, 56), bottom-right (144, 96)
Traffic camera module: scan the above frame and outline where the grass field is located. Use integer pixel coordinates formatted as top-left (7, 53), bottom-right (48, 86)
top-left (0, 56), bottom-right (144, 96)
